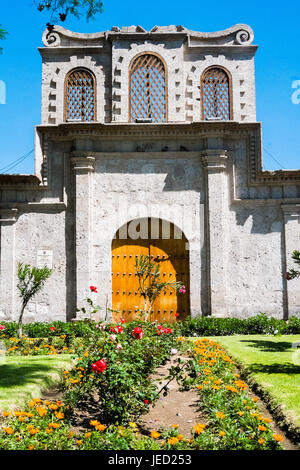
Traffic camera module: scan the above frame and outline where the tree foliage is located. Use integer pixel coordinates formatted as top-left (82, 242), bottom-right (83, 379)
top-left (16, 262), bottom-right (52, 337)
top-left (34, 0), bottom-right (104, 23)
top-left (0, 25), bottom-right (8, 54)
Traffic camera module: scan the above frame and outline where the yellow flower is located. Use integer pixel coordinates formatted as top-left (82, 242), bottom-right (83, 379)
top-left (216, 411), bottom-right (225, 419)
top-left (258, 438), bottom-right (265, 445)
top-left (36, 406), bottom-right (47, 417)
top-left (3, 411), bottom-right (11, 417)
top-left (45, 428), bottom-right (52, 434)
top-left (168, 437), bottom-right (179, 445)
top-left (252, 397), bottom-right (259, 402)
top-left (3, 427), bottom-right (14, 434)
top-left (76, 440), bottom-right (82, 446)
top-left (258, 425), bottom-right (267, 432)
top-left (49, 404), bottom-right (58, 410)
top-left (193, 423), bottom-right (206, 434)
top-left (196, 385), bottom-right (203, 390)
top-left (28, 445), bottom-right (34, 450)
top-left (273, 434), bottom-right (284, 442)
top-left (95, 424), bottom-right (106, 432)
top-left (150, 431), bottom-right (161, 439)
top-left (54, 411), bottom-right (64, 420)
top-left (48, 423), bottom-right (60, 429)
top-left (83, 352), bottom-right (89, 357)
top-left (129, 422), bottom-right (137, 428)
top-left (263, 417), bottom-right (272, 423)
top-left (171, 424), bottom-right (178, 429)
top-left (177, 434), bottom-right (184, 441)
top-left (85, 432), bottom-right (91, 439)
top-left (219, 431), bottom-right (226, 437)
top-left (90, 420), bottom-right (100, 427)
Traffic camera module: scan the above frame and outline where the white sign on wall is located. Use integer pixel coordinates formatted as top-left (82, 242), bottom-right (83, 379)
top-left (37, 250), bottom-right (53, 269)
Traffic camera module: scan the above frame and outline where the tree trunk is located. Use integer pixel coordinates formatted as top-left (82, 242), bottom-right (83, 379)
top-left (17, 304), bottom-right (26, 338)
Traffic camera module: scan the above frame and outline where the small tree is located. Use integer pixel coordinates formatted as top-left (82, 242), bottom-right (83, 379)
top-left (17, 263), bottom-right (52, 337)
top-left (135, 255), bottom-right (184, 321)
top-left (286, 250), bottom-right (300, 280)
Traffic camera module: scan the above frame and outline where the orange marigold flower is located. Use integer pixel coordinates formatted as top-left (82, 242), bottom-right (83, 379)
top-left (150, 430), bottom-right (161, 439)
top-left (3, 427), bottom-right (13, 434)
top-left (258, 425), bottom-right (267, 432)
top-left (168, 437), bottom-right (179, 445)
top-left (36, 406), bottom-right (47, 417)
top-left (3, 411), bottom-right (11, 417)
top-left (258, 438), bottom-right (265, 445)
top-left (76, 440), bottom-right (82, 446)
top-left (252, 397), bottom-right (259, 402)
top-left (196, 385), bottom-right (204, 390)
top-left (54, 411), bottom-right (64, 420)
top-left (193, 423), bottom-right (207, 434)
top-left (273, 434), bottom-right (284, 442)
top-left (219, 431), bottom-right (226, 437)
top-left (85, 432), bottom-right (91, 439)
top-left (216, 411), bottom-right (225, 419)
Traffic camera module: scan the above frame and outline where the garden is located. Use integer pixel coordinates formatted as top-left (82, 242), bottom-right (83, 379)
top-left (0, 255), bottom-right (300, 451)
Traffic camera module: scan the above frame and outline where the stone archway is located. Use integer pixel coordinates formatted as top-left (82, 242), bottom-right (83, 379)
top-left (111, 217), bottom-right (190, 323)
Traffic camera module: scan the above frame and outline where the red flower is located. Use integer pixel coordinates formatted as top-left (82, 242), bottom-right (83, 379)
top-left (175, 313), bottom-right (180, 317)
top-left (157, 325), bottom-right (163, 330)
top-left (91, 359), bottom-right (107, 374)
top-left (163, 328), bottom-right (172, 334)
top-left (110, 325), bottom-right (123, 334)
top-left (120, 318), bottom-right (126, 324)
top-left (49, 327), bottom-right (56, 331)
top-left (285, 272), bottom-right (292, 281)
top-left (0, 325), bottom-right (5, 331)
top-left (90, 286), bottom-right (98, 293)
top-left (144, 399), bottom-right (149, 404)
top-left (132, 327), bottom-right (143, 339)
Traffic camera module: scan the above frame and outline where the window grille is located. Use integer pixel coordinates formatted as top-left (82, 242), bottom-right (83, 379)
top-left (129, 53), bottom-right (167, 123)
top-left (65, 68), bottom-right (96, 122)
top-left (201, 67), bottom-right (232, 120)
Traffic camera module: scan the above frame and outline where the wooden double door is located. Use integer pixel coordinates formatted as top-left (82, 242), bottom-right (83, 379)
top-left (112, 218), bottom-right (189, 323)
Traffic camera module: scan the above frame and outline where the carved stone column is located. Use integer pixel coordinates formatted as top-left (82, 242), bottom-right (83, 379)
top-left (0, 209), bottom-right (18, 321)
top-left (201, 150), bottom-right (230, 317)
top-left (281, 204), bottom-right (300, 319)
top-left (71, 155), bottom-right (95, 311)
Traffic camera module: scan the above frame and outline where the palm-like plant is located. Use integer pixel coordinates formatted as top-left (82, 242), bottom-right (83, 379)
top-left (135, 255), bottom-right (183, 321)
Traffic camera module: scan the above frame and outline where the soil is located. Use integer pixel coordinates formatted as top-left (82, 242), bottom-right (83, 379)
top-left (40, 354), bottom-right (299, 450)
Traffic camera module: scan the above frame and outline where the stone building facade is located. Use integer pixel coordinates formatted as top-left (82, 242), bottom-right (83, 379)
top-left (0, 23), bottom-right (300, 323)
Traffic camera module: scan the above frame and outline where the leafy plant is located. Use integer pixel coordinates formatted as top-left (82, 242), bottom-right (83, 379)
top-left (286, 249), bottom-right (300, 280)
top-left (16, 263), bottom-right (52, 337)
top-left (134, 255), bottom-right (184, 321)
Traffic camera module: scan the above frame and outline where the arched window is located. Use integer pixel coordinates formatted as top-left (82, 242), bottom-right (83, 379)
top-left (129, 53), bottom-right (167, 123)
top-left (64, 68), bottom-right (96, 122)
top-left (201, 67), bottom-right (232, 120)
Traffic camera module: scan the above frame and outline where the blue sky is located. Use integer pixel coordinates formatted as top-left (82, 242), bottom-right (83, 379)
top-left (0, 0), bottom-right (299, 174)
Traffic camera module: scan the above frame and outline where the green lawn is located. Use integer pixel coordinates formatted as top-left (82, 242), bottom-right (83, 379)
top-left (0, 355), bottom-right (74, 411)
top-left (204, 335), bottom-right (300, 428)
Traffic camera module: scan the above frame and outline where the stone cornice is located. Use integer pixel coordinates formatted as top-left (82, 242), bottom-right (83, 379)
top-left (0, 174), bottom-right (42, 190)
top-left (41, 24), bottom-right (255, 48)
top-left (281, 204), bottom-right (300, 220)
top-left (0, 208), bottom-right (18, 224)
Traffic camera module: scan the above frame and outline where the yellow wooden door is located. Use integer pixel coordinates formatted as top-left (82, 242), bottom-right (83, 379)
top-left (112, 219), bottom-right (189, 323)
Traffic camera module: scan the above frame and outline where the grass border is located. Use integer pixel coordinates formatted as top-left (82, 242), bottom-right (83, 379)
top-left (228, 356), bottom-right (300, 447)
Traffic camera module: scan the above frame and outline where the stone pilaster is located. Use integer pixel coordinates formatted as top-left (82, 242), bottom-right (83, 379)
top-left (201, 150), bottom-right (230, 317)
top-left (281, 204), bottom-right (300, 319)
top-left (0, 209), bottom-right (18, 320)
top-left (71, 155), bottom-right (95, 311)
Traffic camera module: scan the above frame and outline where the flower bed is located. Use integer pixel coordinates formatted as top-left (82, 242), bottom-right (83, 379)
top-left (0, 327), bottom-right (285, 450)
